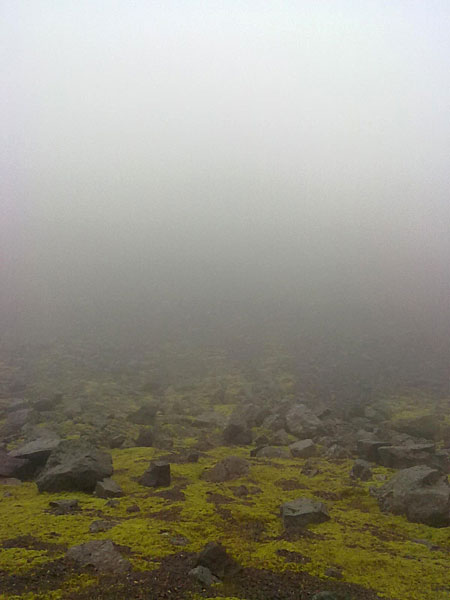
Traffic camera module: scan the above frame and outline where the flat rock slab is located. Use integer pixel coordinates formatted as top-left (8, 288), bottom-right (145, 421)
top-left (95, 477), bottom-right (124, 498)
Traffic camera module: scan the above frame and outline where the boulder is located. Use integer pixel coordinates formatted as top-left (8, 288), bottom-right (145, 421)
top-left (0, 450), bottom-right (29, 479)
top-left (285, 404), bottom-right (322, 438)
top-left (289, 439), bottom-right (316, 458)
top-left (196, 541), bottom-right (240, 579)
top-left (375, 465), bottom-right (450, 527)
top-left (66, 540), bottom-right (130, 573)
top-left (193, 411), bottom-right (226, 428)
top-left (376, 444), bottom-right (435, 469)
top-left (392, 414), bottom-right (439, 440)
top-left (9, 436), bottom-right (61, 477)
top-left (135, 427), bottom-right (154, 447)
top-left (350, 459), bottom-right (372, 481)
top-left (201, 456), bottom-right (249, 483)
top-left (127, 402), bottom-right (159, 425)
top-left (95, 478), bottom-right (124, 498)
top-left (33, 393), bottom-right (63, 412)
top-left (271, 429), bottom-right (290, 446)
top-left (89, 520), bottom-right (116, 533)
top-left (254, 446), bottom-right (290, 459)
top-left (36, 440), bottom-right (113, 493)
top-left (139, 461), bottom-right (171, 487)
top-left (223, 423), bottom-right (252, 445)
top-left (357, 439), bottom-right (390, 462)
top-left (49, 499), bottom-right (80, 515)
top-left (188, 565), bottom-right (220, 586)
top-left (281, 498), bottom-right (330, 530)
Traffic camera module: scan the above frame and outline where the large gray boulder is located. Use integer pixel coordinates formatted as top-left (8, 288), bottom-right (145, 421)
top-left (0, 450), bottom-right (29, 479)
top-left (281, 497), bottom-right (330, 531)
top-left (9, 436), bottom-right (60, 477)
top-left (201, 456), bottom-right (249, 483)
top-left (285, 404), bottom-right (322, 438)
top-left (377, 444), bottom-right (435, 469)
top-left (254, 446), bottom-right (290, 459)
top-left (66, 540), bottom-right (130, 572)
top-left (290, 439), bottom-right (316, 458)
top-left (36, 440), bottom-right (113, 493)
top-left (375, 465), bottom-right (450, 527)
top-left (223, 423), bottom-right (252, 446)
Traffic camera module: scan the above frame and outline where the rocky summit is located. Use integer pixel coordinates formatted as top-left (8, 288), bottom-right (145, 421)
top-left (0, 344), bottom-right (448, 600)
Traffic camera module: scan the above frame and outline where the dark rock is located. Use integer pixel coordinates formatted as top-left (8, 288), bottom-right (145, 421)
top-left (324, 567), bottom-right (343, 579)
top-left (9, 436), bottom-right (61, 477)
top-left (285, 404), bottom-right (322, 438)
top-left (139, 461), bottom-right (171, 487)
top-left (186, 451), bottom-right (200, 463)
top-left (201, 456), bottom-right (250, 483)
top-left (312, 593), bottom-right (338, 600)
top-left (223, 423), bottom-right (252, 445)
top-left (33, 393), bottom-right (63, 412)
top-left (196, 541), bottom-right (240, 579)
top-left (289, 439), bottom-right (316, 458)
top-left (135, 427), bottom-right (154, 447)
top-left (89, 520), bottom-right (116, 533)
top-left (375, 465), bottom-right (450, 527)
top-left (3, 409), bottom-right (31, 434)
top-left (0, 450), bottom-right (29, 479)
top-left (108, 434), bottom-right (125, 449)
top-left (66, 540), bottom-right (130, 572)
top-left (0, 477), bottom-right (21, 486)
top-left (36, 440), bottom-right (113, 493)
top-left (95, 478), bottom-right (124, 498)
top-left (106, 498), bottom-right (120, 508)
top-left (351, 459), bottom-right (372, 481)
top-left (255, 446), bottom-right (290, 459)
top-left (49, 499), bottom-right (80, 515)
top-left (271, 429), bottom-right (290, 446)
top-left (377, 444), bottom-right (435, 469)
top-left (127, 403), bottom-right (159, 425)
top-left (392, 414), bottom-right (439, 440)
top-left (357, 439), bottom-right (390, 462)
top-left (188, 565), bottom-right (220, 586)
top-left (281, 497), bottom-right (330, 530)
top-left (126, 503), bottom-right (140, 513)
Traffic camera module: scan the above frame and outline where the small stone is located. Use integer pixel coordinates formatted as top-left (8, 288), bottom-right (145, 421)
top-left (49, 499), bottom-right (80, 515)
top-left (89, 520), bottom-right (116, 533)
top-left (188, 565), bottom-right (220, 586)
top-left (139, 461), bottom-right (171, 488)
top-left (95, 478), bottom-right (124, 498)
top-left (126, 503), bottom-right (141, 513)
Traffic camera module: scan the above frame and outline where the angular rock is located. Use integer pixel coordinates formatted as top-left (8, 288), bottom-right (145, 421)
top-left (281, 497), bottom-right (330, 530)
top-left (135, 427), bottom-right (154, 447)
top-left (95, 478), bottom-right (124, 498)
top-left (36, 440), bottom-right (113, 493)
top-left (188, 565), bottom-right (220, 586)
top-left (127, 403), bottom-right (159, 425)
top-left (49, 499), bottom-right (80, 514)
top-left (357, 439), bottom-right (390, 462)
top-left (223, 423), bottom-right (252, 446)
top-left (66, 540), bottom-right (130, 572)
top-left (392, 414), bottom-right (439, 440)
top-left (89, 519), bottom-right (116, 533)
top-left (10, 436), bottom-right (61, 477)
top-left (375, 465), bottom-right (450, 527)
top-left (201, 456), bottom-right (249, 483)
top-left (351, 459), bottom-right (372, 481)
top-left (376, 444), bottom-right (435, 469)
top-left (139, 461), bottom-right (171, 487)
top-left (289, 439), bottom-right (316, 458)
top-left (285, 404), bottom-right (322, 438)
top-left (255, 446), bottom-right (290, 459)
top-left (196, 541), bottom-right (240, 579)
top-left (0, 450), bottom-right (29, 479)
top-left (270, 429), bottom-right (290, 446)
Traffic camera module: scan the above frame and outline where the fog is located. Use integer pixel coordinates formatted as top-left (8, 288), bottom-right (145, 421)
top-left (2, 1), bottom-right (450, 372)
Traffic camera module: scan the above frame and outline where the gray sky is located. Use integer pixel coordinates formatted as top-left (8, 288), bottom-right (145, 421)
top-left (1, 1), bottom-right (450, 337)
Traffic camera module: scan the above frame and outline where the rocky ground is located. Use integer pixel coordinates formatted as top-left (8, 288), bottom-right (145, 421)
top-left (0, 343), bottom-right (449, 600)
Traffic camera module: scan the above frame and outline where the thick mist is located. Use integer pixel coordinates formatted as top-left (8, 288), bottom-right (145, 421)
top-left (2, 1), bottom-right (450, 363)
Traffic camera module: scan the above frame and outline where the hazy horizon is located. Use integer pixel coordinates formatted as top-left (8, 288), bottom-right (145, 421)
top-left (2, 1), bottom-right (450, 345)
